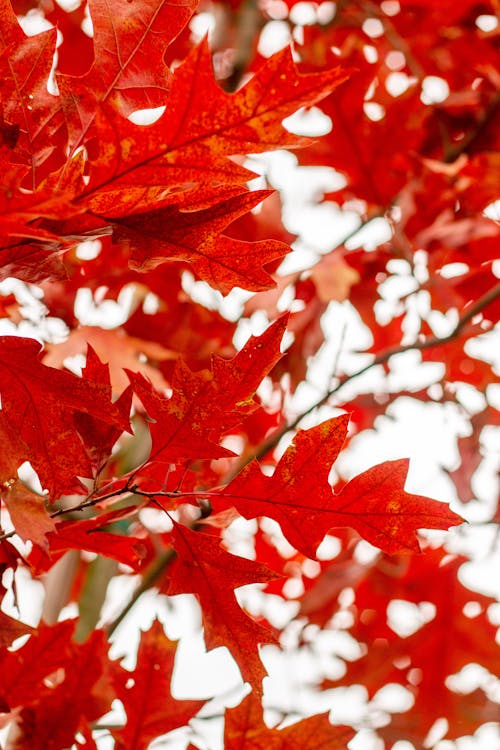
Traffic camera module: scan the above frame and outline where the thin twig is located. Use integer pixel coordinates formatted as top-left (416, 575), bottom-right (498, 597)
top-left (232, 280), bottom-right (500, 469)
top-left (106, 547), bottom-right (176, 636)
top-left (49, 483), bottom-right (134, 518)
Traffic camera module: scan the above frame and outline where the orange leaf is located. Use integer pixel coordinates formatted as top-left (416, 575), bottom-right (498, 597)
top-left (2, 480), bottom-right (56, 550)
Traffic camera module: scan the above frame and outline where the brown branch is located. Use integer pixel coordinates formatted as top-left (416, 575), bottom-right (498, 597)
top-left (232, 280), bottom-right (500, 469)
top-left (49, 481), bottom-right (137, 518)
top-left (105, 547), bottom-right (176, 636)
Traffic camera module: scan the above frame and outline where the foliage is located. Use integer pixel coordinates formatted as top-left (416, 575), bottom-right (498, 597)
top-left (0, 0), bottom-right (499, 747)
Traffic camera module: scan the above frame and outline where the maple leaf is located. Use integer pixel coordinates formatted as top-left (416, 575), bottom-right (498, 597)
top-left (111, 620), bottom-right (205, 750)
top-left (223, 692), bottom-right (355, 749)
top-left (129, 316), bottom-right (287, 465)
top-left (0, 336), bottom-right (130, 497)
top-left (220, 416), bottom-right (463, 557)
top-left (167, 521), bottom-right (280, 697)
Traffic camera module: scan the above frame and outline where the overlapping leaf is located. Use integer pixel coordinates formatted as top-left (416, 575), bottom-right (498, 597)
top-left (129, 316), bottom-right (287, 465)
top-left (85, 41), bottom-right (349, 213)
top-left (28, 508), bottom-right (147, 573)
top-left (0, 337), bottom-right (130, 496)
top-left (324, 548), bottom-right (500, 745)
top-left (0, 0), bottom-right (62, 172)
top-left (223, 693), bottom-right (354, 749)
top-left (116, 189), bottom-right (290, 293)
top-left (58, 0), bottom-right (197, 150)
top-left (9, 630), bottom-right (114, 749)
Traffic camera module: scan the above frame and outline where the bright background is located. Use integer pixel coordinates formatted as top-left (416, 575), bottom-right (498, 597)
top-left (1, 4), bottom-right (499, 749)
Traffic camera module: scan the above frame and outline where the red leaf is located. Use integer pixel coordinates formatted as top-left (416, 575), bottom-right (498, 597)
top-left (0, 619), bottom-right (76, 711)
top-left (73, 344), bottom-right (134, 472)
top-left (0, 0), bottom-right (62, 171)
top-left (0, 336), bottom-right (130, 497)
top-left (85, 41), bottom-right (348, 210)
top-left (129, 316), bottom-right (287, 465)
top-left (328, 548), bottom-right (500, 743)
top-left (0, 610), bottom-right (35, 648)
top-left (119, 189), bottom-right (290, 293)
top-left (224, 692), bottom-right (355, 749)
top-left (14, 630), bottom-right (114, 750)
top-left (29, 508), bottom-right (148, 573)
top-left (167, 522), bottom-right (280, 697)
top-left (221, 417), bottom-right (463, 556)
top-left (111, 620), bottom-right (205, 750)
top-left (58, 0), bottom-right (197, 150)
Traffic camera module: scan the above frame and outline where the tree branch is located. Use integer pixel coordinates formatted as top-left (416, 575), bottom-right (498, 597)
top-left (27, 277), bottom-right (499, 634)
top-left (237, 280), bottom-right (500, 467)
top-left (105, 547), bottom-right (176, 636)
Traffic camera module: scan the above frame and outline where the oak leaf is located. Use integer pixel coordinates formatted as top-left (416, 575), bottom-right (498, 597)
top-left (0, 619), bottom-right (76, 712)
top-left (327, 548), bottom-right (500, 744)
top-left (112, 620), bottom-right (205, 750)
top-left (58, 0), bottom-right (197, 150)
top-left (167, 522), bottom-right (280, 697)
top-left (13, 630), bottom-right (114, 750)
top-left (28, 508), bottom-right (147, 574)
top-left (221, 416), bottom-right (463, 557)
top-left (224, 692), bottom-right (355, 749)
top-left (119, 189), bottom-right (290, 293)
top-left (0, 336), bottom-right (130, 497)
top-left (129, 316), bottom-right (287, 465)
top-left (85, 41), bottom-right (348, 212)
top-left (0, 0), bottom-right (62, 171)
